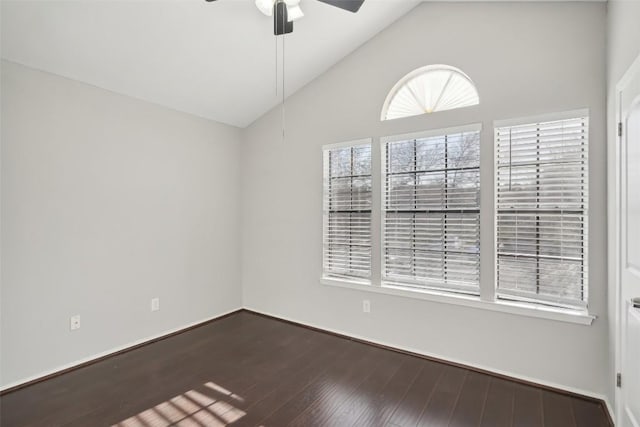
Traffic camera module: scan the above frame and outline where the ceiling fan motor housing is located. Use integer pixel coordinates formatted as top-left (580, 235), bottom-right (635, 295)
top-left (274, 0), bottom-right (293, 35)
top-left (204, 0), bottom-right (365, 36)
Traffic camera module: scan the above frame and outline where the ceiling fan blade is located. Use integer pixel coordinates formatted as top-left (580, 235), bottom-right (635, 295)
top-left (316, 0), bottom-right (365, 13)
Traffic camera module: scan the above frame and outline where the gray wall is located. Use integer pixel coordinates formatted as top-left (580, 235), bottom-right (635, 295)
top-left (1, 60), bottom-right (243, 387)
top-left (241, 2), bottom-right (608, 397)
top-left (606, 0), bottom-right (640, 415)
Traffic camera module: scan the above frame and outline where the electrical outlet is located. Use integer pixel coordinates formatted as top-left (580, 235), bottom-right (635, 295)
top-left (70, 315), bottom-right (81, 331)
top-left (151, 297), bottom-right (160, 312)
top-left (363, 300), bottom-right (371, 313)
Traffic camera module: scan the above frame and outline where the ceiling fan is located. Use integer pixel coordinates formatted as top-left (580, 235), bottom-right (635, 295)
top-left (204, 0), bottom-right (365, 35)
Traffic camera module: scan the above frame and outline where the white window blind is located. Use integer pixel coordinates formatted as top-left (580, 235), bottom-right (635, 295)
top-left (323, 141), bottom-right (372, 281)
top-left (495, 113), bottom-right (589, 310)
top-left (381, 65), bottom-right (480, 121)
top-left (382, 126), bottom-right (481, 294)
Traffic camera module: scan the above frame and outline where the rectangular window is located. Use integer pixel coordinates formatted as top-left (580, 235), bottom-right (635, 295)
top-left (322, 140), bottom-right (372, 282)
top-left (382, 125), bottom-right (481, 294)
top-left (495, 112), bottom-right (589, 309)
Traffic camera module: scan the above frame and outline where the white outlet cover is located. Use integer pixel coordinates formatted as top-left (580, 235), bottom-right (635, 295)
top-left (363, 300), bottom-right (371, 313)
top-left (151, 298), bottom-right (160, 312)
top-left (70, 315), bottom-right (81, 331)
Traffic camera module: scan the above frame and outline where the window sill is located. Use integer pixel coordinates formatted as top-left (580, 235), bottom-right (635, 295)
top-left (320, 277), bottom-right (595, 326)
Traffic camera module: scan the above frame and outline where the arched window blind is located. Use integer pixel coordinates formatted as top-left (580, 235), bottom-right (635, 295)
top-left (381, 65), bottom-right (479, 121)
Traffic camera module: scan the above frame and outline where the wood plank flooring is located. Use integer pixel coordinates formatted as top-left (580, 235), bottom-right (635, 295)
top-left (0, 311), bottom-right (610, 427)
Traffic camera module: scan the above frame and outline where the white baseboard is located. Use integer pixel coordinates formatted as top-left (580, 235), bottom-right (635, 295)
top-left (0, 307), bottom-right (242, 392)
top-left (244, 306), bottom-right (613, 410)
top-left (603, 398), bottom-right (616, 426)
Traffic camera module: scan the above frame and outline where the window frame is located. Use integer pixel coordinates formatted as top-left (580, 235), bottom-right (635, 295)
top-left (380, 123), bottom-right (482, 295)
top-left (493, 109), bottom-right (590, 311)
top-left (319, 114), bottom-right (595, 326)
top-left (380, 64), bottom-right (480, 121)
top-left (322, 138), bottom-right (373, 284)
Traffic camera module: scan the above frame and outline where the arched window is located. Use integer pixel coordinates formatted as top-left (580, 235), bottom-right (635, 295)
top-left (381, 65), bottom-right (479, 121)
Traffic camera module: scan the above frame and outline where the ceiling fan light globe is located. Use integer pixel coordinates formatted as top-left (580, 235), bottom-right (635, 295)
top-left (287, 5), bottom-right (304, 21)
top-left (255, 0), bottom-right (274, 16)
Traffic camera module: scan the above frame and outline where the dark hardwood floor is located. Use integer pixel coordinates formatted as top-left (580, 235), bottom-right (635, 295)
top-left (0, 311), bottom-right (610, 427)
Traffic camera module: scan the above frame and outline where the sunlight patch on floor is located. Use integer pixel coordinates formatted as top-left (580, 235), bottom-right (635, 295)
top-left (113, 382), bottom-right (246, 427)
top-left (204, 381), bottom-right (245, 403)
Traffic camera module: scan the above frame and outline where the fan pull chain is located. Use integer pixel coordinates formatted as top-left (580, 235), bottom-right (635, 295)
top-left (281, 30), bottom-right (285, 143)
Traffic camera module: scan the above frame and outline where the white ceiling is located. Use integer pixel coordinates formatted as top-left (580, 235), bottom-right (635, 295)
top-left (1, 0), bottom-right (420, 127)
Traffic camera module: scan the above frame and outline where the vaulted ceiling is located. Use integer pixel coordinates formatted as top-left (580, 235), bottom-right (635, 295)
top-left (1, 0), bottom-right (420, 127)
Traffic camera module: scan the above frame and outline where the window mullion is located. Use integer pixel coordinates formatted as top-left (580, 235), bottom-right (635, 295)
top-left (480, 126), bottom-right (494, 302)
